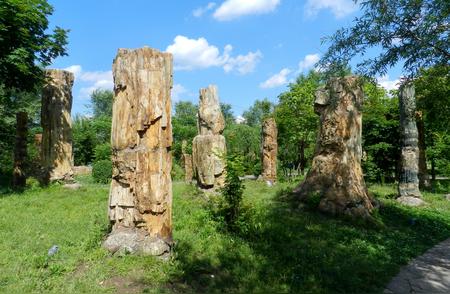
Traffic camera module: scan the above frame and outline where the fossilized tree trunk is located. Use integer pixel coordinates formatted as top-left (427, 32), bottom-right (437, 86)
top-left (416, 111), bottom-right (430, 190)
top-left (182, 140), bottom-right (193, 183)
top-left (293, 76), bottom-right (373, 218)
top-left (192, 85), bottom-right (226, 189)
top-left (397, 83), bottom-right (423, 205)
top-left (261, 117), bottom-right (277, 183)
top-left (103, 47), bottom-right (173, 257)
top-left (41, 69), bottom-right (74, 183)
top-left (12, 112), bottom-right (28, 188)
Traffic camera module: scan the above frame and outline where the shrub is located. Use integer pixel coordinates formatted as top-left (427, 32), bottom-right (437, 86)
top-left (94, 143), bottom-right (111, 162)
top-left (92, 160), bottom-right (112, 184)
top-left (171, 162), bottom-right (185, 181)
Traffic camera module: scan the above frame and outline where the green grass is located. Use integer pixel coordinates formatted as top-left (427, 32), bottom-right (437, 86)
top-left (0, 178), bottom-right (450, 293)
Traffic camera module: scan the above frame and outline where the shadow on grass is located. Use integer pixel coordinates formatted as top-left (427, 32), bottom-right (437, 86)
top-left (168, 186), bottom-right (450, 293)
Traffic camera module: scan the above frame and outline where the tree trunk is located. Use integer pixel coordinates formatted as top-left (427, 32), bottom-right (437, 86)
top-left (293, 76), bottom-right (374, 218)
top-left (103, 47), bottom-right (173, 257)
top-left (416, 111), bottom-right (430, 190)
top-left (397, 83), bottom-right (423, 206)
top-left (12, 112), bottom-right (28, 188)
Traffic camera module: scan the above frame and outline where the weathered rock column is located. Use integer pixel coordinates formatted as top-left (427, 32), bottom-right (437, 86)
top-left (293, 76), bottom-right (373, 218)
top-left (261, 117), bottom-right (277, 184)
top-left (397, 83), bottom-right (423, 205)
top-left (41, 69), bottom-right (74, 183)
top-left (12, 112), bottom-right (28, 188)
top-left (192, 85), bottom-right (226, 189)
top-left (182, 140), bottom-right (193, 183)
top-left (103, 47), bottom-right (173, 257)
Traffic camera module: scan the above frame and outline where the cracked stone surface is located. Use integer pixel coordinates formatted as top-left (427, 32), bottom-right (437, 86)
top-left (385, 238), bottom-right (450, 293)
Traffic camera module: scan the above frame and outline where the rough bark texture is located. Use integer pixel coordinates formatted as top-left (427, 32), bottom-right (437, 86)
top-left (192, 85), bottom-right (226, 189)
top-left (41, 69), bottom-right (74, 183)
top-left (104, 47), bottom-right (173, 257)
top-left (261, 117), bottom-right (277, 183)
top-left (181, 140), bottom-right (193, 183)
top-left (416, 111), bottom-right (430, 190)
top-left (12, 112), bottom-right (28, 188)
top-left (293, 76), bottom-right (373, 218)
top-left (397, 83), bottom-right (423, 205)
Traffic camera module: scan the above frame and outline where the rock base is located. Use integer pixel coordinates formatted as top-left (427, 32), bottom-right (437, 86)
top-left (103, 228), bottom-right (171, 259)
top-left (397, 196), bottom-right (426, 207)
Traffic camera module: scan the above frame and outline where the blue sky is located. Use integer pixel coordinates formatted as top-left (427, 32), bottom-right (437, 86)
top-left (48, 0), bottom-right (401, 117)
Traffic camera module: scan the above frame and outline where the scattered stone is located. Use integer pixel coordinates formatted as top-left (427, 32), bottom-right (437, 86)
top-left (293, 76), bottom-right (373, 218)
top-left (397, 196), bottom-right (426, 207)
top-left (48, 245), bottom-right (59, 256)
top-left (73, 166), bottom-right (92, 176)
top-left (104, 47), bottom-right (173, 257)
top-left (261, 118), bottom-right (277, 183)
top-left (63, 183), bottom-right (81, 190)
top-left (41, 69), bottom-right (75, 183)
top-left (192, 85), bottom-right (226, 190)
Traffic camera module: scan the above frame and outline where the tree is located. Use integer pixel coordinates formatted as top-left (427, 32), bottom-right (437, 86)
top-left (319, 0), bottom-right (449, 202)
top-left (0, 0), bottom-right (68, 187)
top-left (220, 103), bottom-right (235, 125)
top-left (242, 98), bottom-right (275, 127)
top-left (275, 71), bottom-right (321, 176)
top-left (172, 101), bottom-right (198, 160)
top-left (91, 89), bottom-right (113, 118)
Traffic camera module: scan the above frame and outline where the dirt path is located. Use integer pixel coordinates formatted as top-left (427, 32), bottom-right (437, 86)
top-left (385, 238), bottom-right (450, 293)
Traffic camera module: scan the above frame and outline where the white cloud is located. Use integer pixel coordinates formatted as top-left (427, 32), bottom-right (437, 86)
top-left (260, 68), bottom-right (291, 89)
top-left (171, 84), bottom-right (188, 101)
top-left (298, 53), bottom-right (320, 72)
top-left (235, 115), bottom-right (246, 124)
top-left (223, 50), bottom-right (263, 75)
top-left (65, 65), bottom-right (113, 99)
top-left (166, 35), bottom-right (262, 74)
top-left (377, 75), bottom-right (400, 91)
top-left (193, 2), bottom-right (216, 17)
top-left (213, 0), bottom-right (280, 21)
top-left (304, 0), bottom-right (357, 19)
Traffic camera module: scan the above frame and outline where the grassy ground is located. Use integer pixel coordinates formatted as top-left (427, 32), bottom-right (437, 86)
top-left (0, 177), bottom-right (450, 293)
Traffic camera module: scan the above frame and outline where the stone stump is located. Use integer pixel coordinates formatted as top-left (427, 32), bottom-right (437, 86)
top-left (192, 85), bottom-right (226, 189)
top-left (293, 76), bottom-right (373, 218)
top-left (181, 140), bottom-right (193, 183)
top-left (12, 112), bottom-right (28, 188)
top-left (397, 83), bottom-right (423, 205)
top-left (261, 117), bottom-right (278, 184)
top-left (103, 47), bottom-right (173, 257)
top-left (41, 69), bottom-right (74, 183)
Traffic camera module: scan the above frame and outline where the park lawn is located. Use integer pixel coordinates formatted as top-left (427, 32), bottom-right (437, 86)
top-left (1, 177), bottom-right (450, 293)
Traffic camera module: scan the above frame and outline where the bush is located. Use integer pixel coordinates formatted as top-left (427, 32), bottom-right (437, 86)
top-left (92, 160), bottom-right (112, 184)
top-left (94, 143), bottom-right (111, 162)
top-left (171, 162), bottom-right (185, 181)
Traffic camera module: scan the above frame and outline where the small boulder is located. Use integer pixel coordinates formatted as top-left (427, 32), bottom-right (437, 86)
top-left (397, 196), bottom-right (426, 207)
top-left (63, 183), bottom-right (81, 190)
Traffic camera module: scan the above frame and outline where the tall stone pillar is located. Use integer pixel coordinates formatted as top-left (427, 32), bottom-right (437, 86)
top-left (182, 140), bottom-right (193, 183)
top-left (103, 47), bottom-right (173, 257)
top-left (261, 117), bottom-right (277, 184)
top-left (192, 85), bottom-right (226, 189)
top-left (397, 83), bottom-right (423, 205)
top-left (12, 112), bottom-right (28, 188)
top-left (293, 76), bottom-right (373, 218)
top-left (41, 69), bottom-right (74, 183)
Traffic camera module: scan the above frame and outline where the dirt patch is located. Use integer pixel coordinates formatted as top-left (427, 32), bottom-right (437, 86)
top-left (102, 276), bottom-right (147, 294)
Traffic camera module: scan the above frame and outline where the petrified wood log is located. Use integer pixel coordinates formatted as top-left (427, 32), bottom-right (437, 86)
top-left (261, 117), bottom-right (277, 183)
top-left (293, 76), bottom-right (374, 218)
top-left (103, 47), bottom-right (173, 257)
top-left (41, 69), bottom-right (74, 183)
top-left (397, 83), bottom-right (423, 206)
top-left (181, 140), bottom-right (193, 183)
top-left (192, 85), bottom-right (226, 189)
top-left (12, 112), bottom-right (28, 188)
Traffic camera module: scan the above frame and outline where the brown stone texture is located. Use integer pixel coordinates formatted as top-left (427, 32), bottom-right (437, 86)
top-left (13, 112), bottom-right (28, 188)
top-left (181, 140), bottom-right (193, 183)
top-left (398, 83), bottom-right (423, 203)
top-left (104, 47), bottom-right (173, 257)
top-left (293, 76), bottom-right (373, 218)
top-left (192, 85), bottom-right (226, 189)
top-left (261, 117), bottom-right (277, 183)
top-left (41, 69), bottom-right (74, 182)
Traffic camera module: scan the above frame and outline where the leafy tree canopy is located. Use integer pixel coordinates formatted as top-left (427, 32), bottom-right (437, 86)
top-left (242, 98), bottom-right (275, 127)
